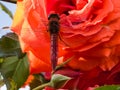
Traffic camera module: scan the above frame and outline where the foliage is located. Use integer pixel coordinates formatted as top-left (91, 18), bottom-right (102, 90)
top-left (95, 85), bottom-right (120, 90)
top-left (0, 0), bottom-right (17, 4)
top-left (0, 33), bottom-right (22, 58)
top-left (0, 33), bottom-right (29, 89)
top-left (0, 2), bottom-right (13, 19)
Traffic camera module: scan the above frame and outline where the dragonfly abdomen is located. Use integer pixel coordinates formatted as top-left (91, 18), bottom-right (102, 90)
top-left (50, 33), bottom-right (58, 70)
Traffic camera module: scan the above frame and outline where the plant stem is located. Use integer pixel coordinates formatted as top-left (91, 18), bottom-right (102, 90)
top-left (33, 82), bottom-right (50, 90)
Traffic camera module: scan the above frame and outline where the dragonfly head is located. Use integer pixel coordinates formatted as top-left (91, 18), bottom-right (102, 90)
top-left (48, 14), bottom-right (60, 20)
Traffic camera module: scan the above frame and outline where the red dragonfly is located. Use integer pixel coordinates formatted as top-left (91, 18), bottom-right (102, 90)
top-left (34, 13), bottom-right (71, 71)
top-left (36, 13), bottom-right (70, 70)
top-left (30, 13), bottom-right (70, 70)
top-left (48, 13), bottom-right (60, 70)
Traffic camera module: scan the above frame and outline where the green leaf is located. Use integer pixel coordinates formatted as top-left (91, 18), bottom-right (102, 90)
top-left (30, 74), bottom-right (50, 89)
top-left (9, 79), bottom-right (17, 90)
top-left (0, 0), bottom-right (17, 4)
top-left (0, 33), bottom-right (25, 58)
top-left (50, 74), bottom-right (71, 88)
top-left (0, 58), bottom-right (4, 64)
top-left (4, 33), bottom-right (18, 41)
top-left (0, 73), bottom-right (4, 88)
top-left (6, 0), bottom-right (17, 2)
top-left (0, 79), bottom-right (4, 88)
top-left (0, 57), bottom-right (19, 78)
top-left (0, 2), bottom-right (13, 19)
top-left (12, 56), bottom-right (29, 88)
top-left (30, 75), bottom-right (42, 90)
top-left (95, 85), bottom-right (120, 90)
top-left (0, 56), bottom-right (19, 89)
top-left (0, 56), bottom-right (29, 89)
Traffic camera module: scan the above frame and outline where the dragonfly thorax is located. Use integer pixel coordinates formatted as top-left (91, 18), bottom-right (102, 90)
top-left (48, 14), bottom-right (60, 34)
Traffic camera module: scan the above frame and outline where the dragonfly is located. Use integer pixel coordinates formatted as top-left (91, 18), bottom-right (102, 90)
top-left (35, 13), bottom-right (74, 71)
top-left (48, 13), bottom-right (60, 70)
top-left (30, 13), bottom-right (69, 70)
top-left (36, 14), bottom-right (71, 70)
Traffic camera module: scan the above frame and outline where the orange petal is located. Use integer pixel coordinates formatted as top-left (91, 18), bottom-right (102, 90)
top-left (11, 1), bottom-right (24, 35)
top-left (28, 51), bottom-right (51, 74)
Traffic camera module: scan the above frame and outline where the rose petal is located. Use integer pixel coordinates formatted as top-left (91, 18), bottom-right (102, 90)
top-left (11, 1), bottom-right (24, 34)
top-left (28, 51), bottom-right (51, 74)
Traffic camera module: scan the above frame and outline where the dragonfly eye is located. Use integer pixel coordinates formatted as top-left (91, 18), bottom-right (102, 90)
top-left (48, 13), bottom-right (60, 20)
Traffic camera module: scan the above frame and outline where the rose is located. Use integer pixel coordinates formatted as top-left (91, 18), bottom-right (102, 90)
top-left (46, 0), bottom-right (120, 71)
top-left (11, 0), bottom-right (120, 89)
top-left (56, 0), bottom-right (120, 71)
top-left (11, 0), bottom-right (120, 74)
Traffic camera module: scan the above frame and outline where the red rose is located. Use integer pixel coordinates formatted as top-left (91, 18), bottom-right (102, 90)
top-left (11, 0), bottom-right (120, 74)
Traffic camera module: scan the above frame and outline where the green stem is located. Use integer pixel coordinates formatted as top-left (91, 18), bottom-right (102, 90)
top-left (33, 82), bottom-right (50, 90)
